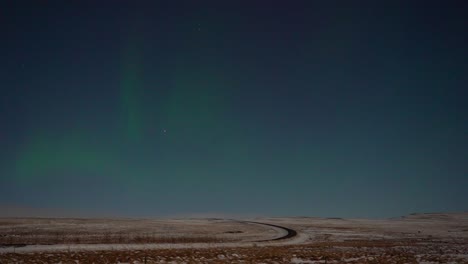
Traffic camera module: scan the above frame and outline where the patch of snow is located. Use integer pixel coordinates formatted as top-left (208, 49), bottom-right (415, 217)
top-left (342, 257), bottom-right (364, 262)
top-left (290, 257), bottom-right (317, 263)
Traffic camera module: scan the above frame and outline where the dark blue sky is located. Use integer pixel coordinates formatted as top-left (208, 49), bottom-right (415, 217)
top-left (1, 1), bottom-right (467, 218)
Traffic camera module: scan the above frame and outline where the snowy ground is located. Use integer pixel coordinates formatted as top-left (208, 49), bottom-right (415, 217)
top-left (1, 213), bottom-right (467, 263)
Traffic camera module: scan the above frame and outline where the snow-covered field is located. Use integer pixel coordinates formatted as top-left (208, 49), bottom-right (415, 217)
top-left (1, 213), bottom-right (467, 263)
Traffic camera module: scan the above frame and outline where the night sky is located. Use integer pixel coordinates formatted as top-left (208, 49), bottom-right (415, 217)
top-left (1, 1), bottom-right (467, 218)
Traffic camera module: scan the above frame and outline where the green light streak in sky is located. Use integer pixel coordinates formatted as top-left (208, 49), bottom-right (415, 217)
top-left (14, 133), bottom-right (120, 182)
top-left (120, 31), bottom-right (143, 142)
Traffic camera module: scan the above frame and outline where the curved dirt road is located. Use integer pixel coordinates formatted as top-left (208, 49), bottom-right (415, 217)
top-left (0, 219), bottom-right (301, 253)
top-left (233, 220), bottom-right (298, 241)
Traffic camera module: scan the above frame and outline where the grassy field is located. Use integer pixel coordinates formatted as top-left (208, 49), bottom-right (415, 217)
top-left (1, 213), bottom-right (467, 263)
top-left (0, 230), bottom-right (225, 245)
top-left (1, 239), bottom-right (468, 263)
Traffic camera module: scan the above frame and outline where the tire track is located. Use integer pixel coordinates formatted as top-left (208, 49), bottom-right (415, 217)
top-left (233, 220), bottom-right (298, 242)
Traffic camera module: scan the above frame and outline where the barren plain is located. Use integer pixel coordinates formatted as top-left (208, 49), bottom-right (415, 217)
top-left (1, 212), bottom-right (467, 263)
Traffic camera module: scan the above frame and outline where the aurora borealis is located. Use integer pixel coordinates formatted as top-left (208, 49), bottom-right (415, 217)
top-left (1, 2), bottom-right (467, 217)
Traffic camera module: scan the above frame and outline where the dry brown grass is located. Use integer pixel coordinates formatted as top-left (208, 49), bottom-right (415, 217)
top-left (0, 231), bottom-right (225, 245)
top-left (1, 239), bottom-right (468, 263)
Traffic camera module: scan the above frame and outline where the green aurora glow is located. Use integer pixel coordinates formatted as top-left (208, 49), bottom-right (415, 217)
top-left (2, 2), bottom-right (467, 217)
top-left (120, 32), bottom-right (144, 142)
top-left (14, 133), bottom-right (120, 183)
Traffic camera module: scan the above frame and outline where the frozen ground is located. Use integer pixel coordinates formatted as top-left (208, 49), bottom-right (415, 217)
top-left (0, 212), bottom-right (467, 263)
